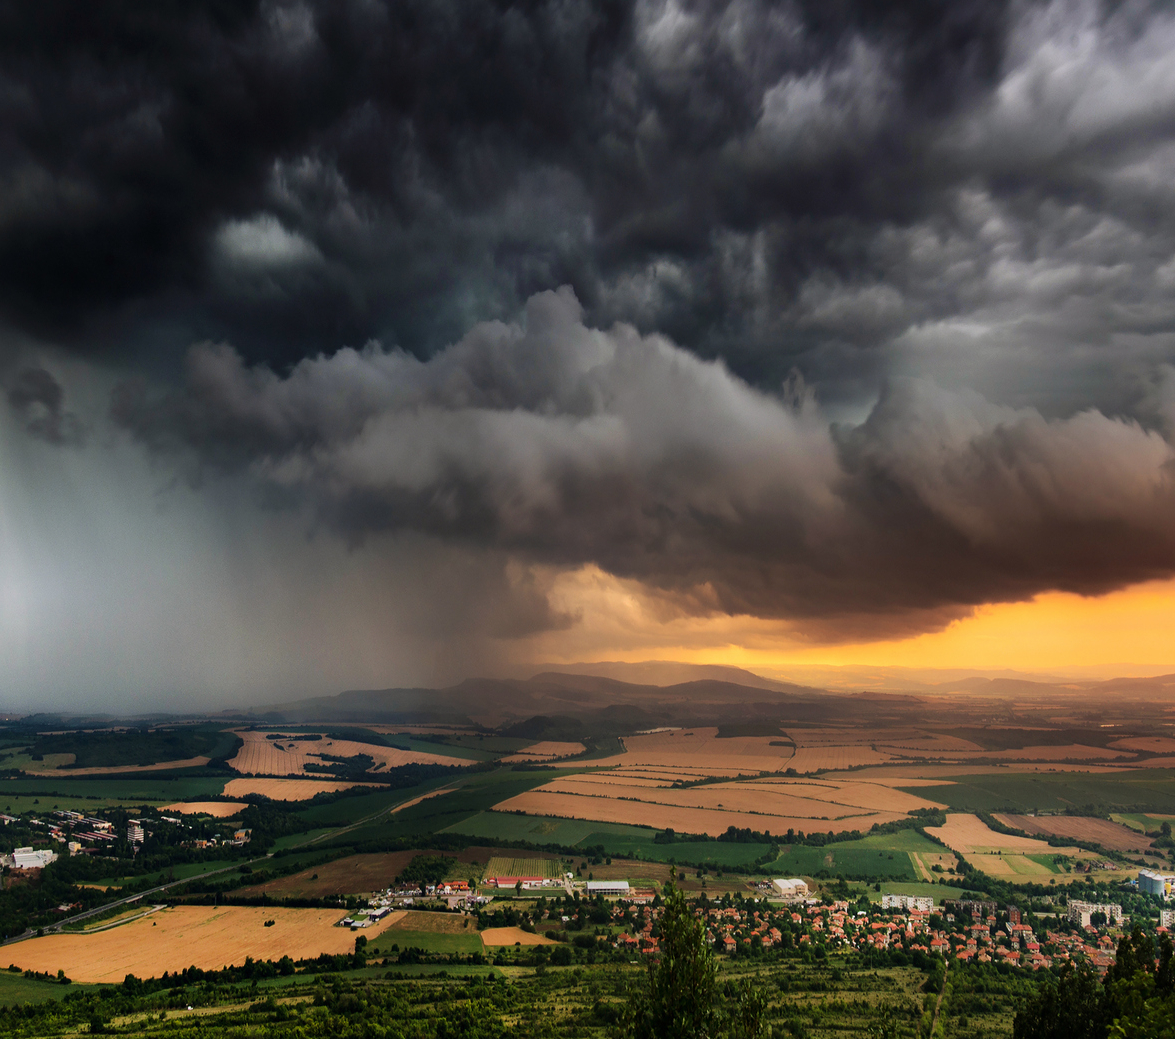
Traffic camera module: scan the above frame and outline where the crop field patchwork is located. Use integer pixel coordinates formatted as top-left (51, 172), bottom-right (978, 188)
top-left (227, 730), bottom-right (467, 776)
top-left (490, 770), bottom-right (946, 837)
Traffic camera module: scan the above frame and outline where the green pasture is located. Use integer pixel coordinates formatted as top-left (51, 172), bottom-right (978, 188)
top-left (764, 830), bottom-right (946, 881)
top-left (90, 857), bottom-right (241, 888)
top-left (0, 775), bottom-right (227, 810)
top-left (593, 836), bottom-right (771, 867)
top-left (333, 770), bottom-right (561, 844)
top-left (269, 827), bottom-right (340, 851)
top-left (443, 810), bottom-right (643, 846)
top-left (903, 769), bottom-right (1175, 814)
top-left (381, 735), bottom-right (489, 761)
top-left (368, 930), bottom-right (485, 956)
top-left (371, 963), bottom-right (502, 978)
top-left (879, 881), bottom-right (965, 901)
top-left (0, 971), bottom-right (93, 1005)
top-left (1113, 812), bottom-right (1175, 834)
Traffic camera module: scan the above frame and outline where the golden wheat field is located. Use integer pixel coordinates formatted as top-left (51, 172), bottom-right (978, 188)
top-left (227, 730), bottom-right (465, 776)
top-left (1109, 737), bottom-right (1175, 753)
top-left (480, 927), bottom-right (557, 946)
top-left (7, 906), bottom-right (403, 983)
top-left (494, 787), bottom-right (904, 836)
top-left (161, 802), bottom-right (247, 817)
top-left (586, 728), bottom-right (797, 775)
top-left (501, 741), bottom-right (586, 762)
top-left (221, 777), bottom-right (379, 800)
top-left (926, 813), bottom-right (1069, 855)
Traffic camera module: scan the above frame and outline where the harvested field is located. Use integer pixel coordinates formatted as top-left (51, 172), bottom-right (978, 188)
top-left (788, 746), bottom-right (896, 771)
top-left (994, 814), bottom-right (1153, 852)
top-left (389, 786), bottom-right (458, 814)
top-left (7, 905), bottom-right (404, 983)
top-left (586, 728), bottom-right (801, 775)
top-left (161, 802), bottom-right (247, 818)
top-left (227, 730), bottom-right (466, 776)
top-left (493, 788), bottom-right (904, 837)
top-left (927, 814), bottom-right (1073, 855)
top-left (222, 778), bottom-right (378, 801)
top-left (480, 927), bottom-right (556, 946)
top-left (516, 774), bottom-right (944, 823)
top-left (241, 851), bottom-right (428, 898)
top-left (501, 741), bottom-right (585, 762)
top-left (1110, 737), bottom-right (1175, 753)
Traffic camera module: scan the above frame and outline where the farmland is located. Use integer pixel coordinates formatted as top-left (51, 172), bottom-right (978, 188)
top-left (490, 769), bottom-right (940, 836)
top-left (161, 801), bottom-right (247, 817)
top-left (6, 906), bottom-right (403, 983)
top-left (483, 856), bottom-right (564, 879)
top-left (227, 730), bottom-right (467, 776)
top-left (994, 813), bottom-right (1154, 852)
top-left (900, 769), bottom-right (1175, 814)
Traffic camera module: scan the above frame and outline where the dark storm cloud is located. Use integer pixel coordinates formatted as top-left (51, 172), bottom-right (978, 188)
top-left (4, 365), bottom-right (84, 445)
top-left (114, 288), bottom-right (1175, 640)
top-left (7, 0), bottom-right (1175, 646)
top-left (0, 0), bottom-right (1012, 372)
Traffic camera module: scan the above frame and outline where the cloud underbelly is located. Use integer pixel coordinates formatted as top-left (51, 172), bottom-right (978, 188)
top-left (113, 287), bottom-right (1175, 640)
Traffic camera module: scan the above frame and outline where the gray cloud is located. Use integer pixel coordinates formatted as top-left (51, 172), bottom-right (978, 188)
top-left (113, 286), bottom-right (1175, 640)
top-left (4, 0), bottom-right (1175, 697)
top-left (4, 365), bottom-right (84, 445)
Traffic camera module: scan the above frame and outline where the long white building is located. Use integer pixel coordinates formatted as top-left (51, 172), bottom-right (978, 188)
top-left (1067, 900), bottom-right (1123, 927)
top-left (772, 878), bottom-right (809, 899)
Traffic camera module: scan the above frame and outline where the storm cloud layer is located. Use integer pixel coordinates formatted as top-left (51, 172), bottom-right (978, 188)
top-left (4, 0), bottom-right (1175, 697)
top-left (115, 287), bottom-right (1175, 639)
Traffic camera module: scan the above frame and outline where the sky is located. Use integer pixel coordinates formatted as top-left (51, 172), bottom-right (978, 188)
top-left (2, 0), bottom-right (1175, 709)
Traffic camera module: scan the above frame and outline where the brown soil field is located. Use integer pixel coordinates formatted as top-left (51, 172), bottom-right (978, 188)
top-left (745, 778), bottom-right (946, 813)
top-left (227, 730), bottom-right (465, 776)
top-left (222, 778), bottom-right (378, 800)
top-left (480, 927), bottom-right (556, 946)
top-left (926, 814), bottom-right (1072, 855)
top-left (23, 756), bottom-right (211, 776)
top-left (7, 906), bottom-right (403, 983)
top-left (242, 851), bottom-right (428, 898)
top-left (494, 788), bottom-right (903, 836)
top-left (242, 848), bottom-right (504, 899)
top-left (501, 741), bottom-right (586, 762)
top-left (994, 814), bottom-right (1153, 852)
top-left (980, 745), bottom-right (1133, 761)
top-left (543, 774), bottom-right (942, 817)
top-left (161, 802), bottom-right (247, 818)
top-left (585, 728), bottom-right (800, 775)
top-left (788, 747), bottom-right (896, 771)
top-left (385, 910), bottom-right (478, 934)
top-left (1110, 737), bottom-right (1175, 753)
top-left (390, 786), bottom-right (459, 814)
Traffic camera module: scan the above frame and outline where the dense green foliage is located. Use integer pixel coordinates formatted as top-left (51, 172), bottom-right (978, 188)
top-left (26, 728), bottom-right (239, 770)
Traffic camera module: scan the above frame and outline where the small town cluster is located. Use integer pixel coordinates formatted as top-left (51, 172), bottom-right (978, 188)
top-left (592, 882), bottom-right (1145, 972)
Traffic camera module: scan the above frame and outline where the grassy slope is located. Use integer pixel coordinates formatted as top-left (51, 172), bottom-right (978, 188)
top-left (904, 770), bottom-right (1175, 813)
